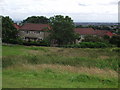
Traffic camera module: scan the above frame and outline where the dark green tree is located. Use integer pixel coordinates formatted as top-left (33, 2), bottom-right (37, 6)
top-left (22, 16), bottom-right (49, 24)
top-left (2, 16), bottom-right (19, 43)
top-left (49, 15), bottom-right (78, 46)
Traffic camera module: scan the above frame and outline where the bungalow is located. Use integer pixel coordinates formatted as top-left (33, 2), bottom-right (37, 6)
top-left (18, 23), bottom-right (50, 41)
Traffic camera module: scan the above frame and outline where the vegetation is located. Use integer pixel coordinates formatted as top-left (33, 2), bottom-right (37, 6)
top-left (22, 16), bottom-right (49, 24)
top-left (83, 35), bottom-right (105, 42)
top-left (2, 16), bottom-right (20, 43)
top-left (2, 45), bottom-right (119, 88)
top-left (49, 15), bottom-right (78, 46)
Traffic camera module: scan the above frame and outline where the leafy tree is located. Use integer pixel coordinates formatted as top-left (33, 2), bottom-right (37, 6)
top-left (2, 16), bottom-right (19, 43)
top-left (22, 16), bottom-right (49, 24)
top-left (49, 15), bottom-right (78, 46)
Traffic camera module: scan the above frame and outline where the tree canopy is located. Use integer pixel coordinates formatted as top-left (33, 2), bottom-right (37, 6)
top-left (2, 16), bottom-right (19, 43)
top-left (22, 16), bottom-right (49, 24)
top-left (49, 15), bottom-right (78, 45)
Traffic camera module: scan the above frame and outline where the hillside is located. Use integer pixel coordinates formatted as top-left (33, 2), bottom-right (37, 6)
top-left (2, 45), bottom-right (119, 88)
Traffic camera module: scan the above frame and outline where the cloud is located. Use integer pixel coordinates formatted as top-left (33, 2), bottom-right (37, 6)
top-left (0, 0), bottom-right (118, 22)
top-left (109, 1), bottom-right (118, 5)
top-left (78, 3), bottom-right (88, 6)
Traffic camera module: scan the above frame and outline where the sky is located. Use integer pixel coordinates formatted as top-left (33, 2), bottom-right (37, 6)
top-left (0, 0), bottom-right (119, 22)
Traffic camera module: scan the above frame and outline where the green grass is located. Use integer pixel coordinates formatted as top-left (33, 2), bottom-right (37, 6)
top-left (3, 68), bottom-right (118, 88)
top-left (2, 45), bottom-right (27, 56)
top-left (2, 45), bottom-right (119, 88)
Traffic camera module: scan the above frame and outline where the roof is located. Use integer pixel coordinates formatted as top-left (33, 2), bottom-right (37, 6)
top-left (95, 30), bottom-right (114, 37)
top-left (13, 24), bottom-right (21, 29)
top-left (74, 28), bottom-right (95, 35)
top-left (19, 23), bottom-right (50, 31)
top-left (74, 28), bottom-right (114, 37)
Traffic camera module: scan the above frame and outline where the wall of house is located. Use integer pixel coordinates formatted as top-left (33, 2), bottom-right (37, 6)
top-left (19, 30), bottom-right (50, 41)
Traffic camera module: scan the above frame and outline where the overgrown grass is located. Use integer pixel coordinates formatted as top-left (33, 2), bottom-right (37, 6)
top-left (2, 52), bottom-right (119, 71)
top-left (2, 45), bottom-right (119, 88)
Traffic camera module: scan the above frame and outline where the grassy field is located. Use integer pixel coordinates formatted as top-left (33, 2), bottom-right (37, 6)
top-left (2, 45), bottom-right (119, 88)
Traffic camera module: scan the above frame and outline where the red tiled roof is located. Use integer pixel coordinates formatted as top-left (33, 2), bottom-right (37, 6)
top-left (95, 30), bottom-right (114, 37)
top-left (74, 28), bottom-right (114, 37)
top-left (74, 28), bottom-right (95, 35)
top-left (19, 23), bottom-right (50, 31)
top-left (13, 24), bottom-right (21, 29)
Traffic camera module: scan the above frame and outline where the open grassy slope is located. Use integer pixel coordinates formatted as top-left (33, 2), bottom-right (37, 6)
top-left (2, 45), bottom-right (119, 88)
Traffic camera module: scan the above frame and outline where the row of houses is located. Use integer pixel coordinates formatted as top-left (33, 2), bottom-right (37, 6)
top-left (14, 23), bottom-right (115, 43)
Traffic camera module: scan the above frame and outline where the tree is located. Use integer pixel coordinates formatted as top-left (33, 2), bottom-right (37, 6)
top-left (49, 15), bottom-right (78, 46)
top-left (22, 16), bottom-right (49, 24)
top-left (2, 16), bottom-right (19, 43)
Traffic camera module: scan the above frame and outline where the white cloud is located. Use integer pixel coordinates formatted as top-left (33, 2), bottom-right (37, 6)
top-left (0, 0), bottom-right (119, 22)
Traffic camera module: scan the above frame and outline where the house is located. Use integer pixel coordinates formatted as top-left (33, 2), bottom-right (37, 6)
top-left (74, 28), bottom-right (114, 43)
top-left (94, 30), bottom-right (114, 37)
top-left (19, 23), bottom-right (50, 41)
top-left (75, 28), bottom-right (95, 38)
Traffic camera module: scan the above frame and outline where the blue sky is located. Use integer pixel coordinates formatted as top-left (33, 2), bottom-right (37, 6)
top-left (0, 0), bottom-right (119, 22)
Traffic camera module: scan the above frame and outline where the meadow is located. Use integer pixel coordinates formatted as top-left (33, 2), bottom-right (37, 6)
top-left (2, 45), bottom-right (119, 88)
